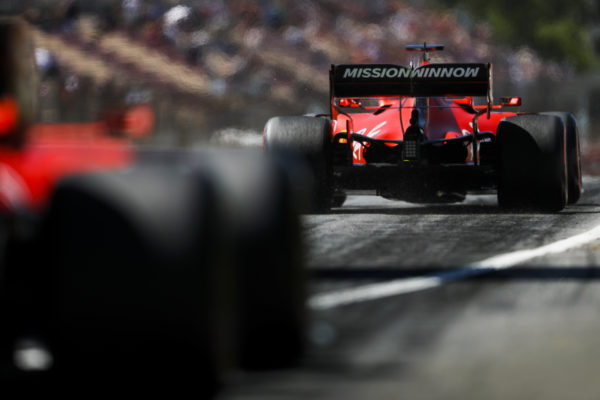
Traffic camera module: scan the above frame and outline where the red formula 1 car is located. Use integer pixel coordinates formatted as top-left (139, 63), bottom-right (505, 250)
top-left (0, 17), bottom-right (306, 394)
top-left (264, 44), bottom-right (582, 212)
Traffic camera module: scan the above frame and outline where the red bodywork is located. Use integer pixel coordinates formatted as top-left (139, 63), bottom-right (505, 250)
top-left (0, 122), bottom-right (134, 212)
top-left (0, 98), bottom-right (156, 214)
top-left (331, 96), bottom-right (516, 165)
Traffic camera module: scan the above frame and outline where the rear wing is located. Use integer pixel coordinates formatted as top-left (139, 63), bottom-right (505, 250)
top-left (330, 63), bottom-right (492, 99)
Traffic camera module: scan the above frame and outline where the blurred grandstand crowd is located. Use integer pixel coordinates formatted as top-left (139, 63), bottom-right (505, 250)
top-left (0, 0), bottom-right (584, 145)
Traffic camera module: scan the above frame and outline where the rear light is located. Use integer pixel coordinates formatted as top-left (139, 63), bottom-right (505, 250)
top-left (499, 96), bottom-right (522, 107)
top-left (402, 110), bottom-right (423, 162)
top-left (338, 98), bottom-right (361, 108)
top-left (402, 138), bottom-right (420, 161)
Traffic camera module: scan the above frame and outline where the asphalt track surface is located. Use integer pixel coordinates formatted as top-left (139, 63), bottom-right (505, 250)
top-left (218, 175), bottom-right (600, 400)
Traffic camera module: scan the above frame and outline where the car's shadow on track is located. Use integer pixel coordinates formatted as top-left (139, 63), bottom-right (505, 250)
top-left (322, 202), bottom-right (600, 216)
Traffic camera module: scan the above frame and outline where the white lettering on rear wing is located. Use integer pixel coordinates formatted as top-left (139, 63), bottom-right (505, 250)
top-left (332, 63), bottom-right (490, 98)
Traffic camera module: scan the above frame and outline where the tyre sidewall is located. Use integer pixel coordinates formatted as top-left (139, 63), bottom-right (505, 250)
top-left (264, 116), bottom-right (333, 211)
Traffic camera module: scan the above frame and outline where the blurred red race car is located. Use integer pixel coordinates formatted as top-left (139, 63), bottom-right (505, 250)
top-left (264, 44), bottom-right (582, 212)
top-left (0, 17), bottom-right (147, 215)
top-left (0, 17), bottom-right (306, 395)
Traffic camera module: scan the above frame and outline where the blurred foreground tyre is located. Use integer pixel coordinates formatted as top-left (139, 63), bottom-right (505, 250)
top-left (497, 114), bottom-right (567, 212)
top-left (264, 116), bottom-right (334, 212)
top-left (186, 149), bottom-right (307, 370)
top-left (38, 166), bottom-right (228, 397)
top-left (7, 149), bottom-right (306, 395)
top-left (542, 112), bottom-right (582, 204)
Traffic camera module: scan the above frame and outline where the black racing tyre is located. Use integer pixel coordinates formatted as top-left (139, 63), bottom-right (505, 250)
top-left (0, 211), bottom-right (42, 386)
top-left (5, 148), bottom-right (306, 393)
top-left (135, 148), bottom-right (307, 369)
top-left (0, 17), bottom-right (38, 147)
top-left (35, 166), bottom-right (226, 397)
top-left (542, 112), bottom-right (582, 204)
top-left (497, 114), bottom-right (567, 211)
top-left (263, 116), bottom-right (333, 212)
top-left (0, 214), bottom-right (13, 372)
top-left (184, 149), bottom-right (306, 370)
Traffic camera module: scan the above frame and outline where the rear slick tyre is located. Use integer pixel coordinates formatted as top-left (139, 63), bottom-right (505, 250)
top-left (186, 150), bottom-right (306, 370)
top-left (38, 167), bottom-right (223, 398)
top-left (542, 112), bottom-right (582, 204)
top-left (264, 116), bottom-right (334, 212)
top-left (497, 114), bottom-right (567, 212)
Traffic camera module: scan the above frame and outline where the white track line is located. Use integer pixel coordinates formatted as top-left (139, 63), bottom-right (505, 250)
top-left (309, 224), bottom-right (600, 310)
